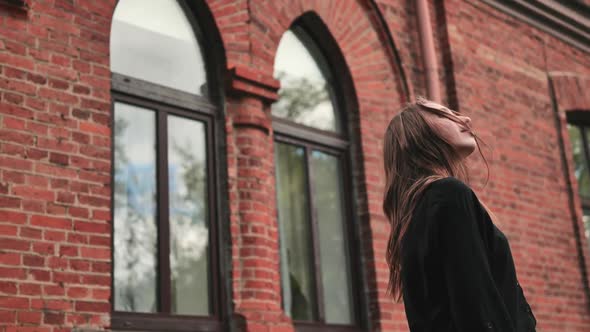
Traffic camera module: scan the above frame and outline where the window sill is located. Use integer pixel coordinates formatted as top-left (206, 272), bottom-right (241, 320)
top-left (294, 322), bottom-right (364, 332)
top-left (111, 312), bottom-right (222, 332)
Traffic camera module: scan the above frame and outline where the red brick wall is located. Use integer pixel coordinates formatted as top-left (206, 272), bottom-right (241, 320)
top-left (0, 0), bottom-right (116, 331)
top-left (434, 1), bottom-right (590, 331)
top-left (0, 0), bottom-right (589, 332)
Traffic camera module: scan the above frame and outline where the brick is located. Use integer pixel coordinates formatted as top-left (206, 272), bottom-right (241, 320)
top-left (31, 242), bottom-right (54, 255)
top-left (26, 148), bottom-right (48, 161)
top-left (0, 237), bottom-right (29, 251)
top-left (79, 247), bottom-right (109, 260)
top-left (0, 210), bottom-right (27, 224)
top-left (65, 287), bottom-right (88, 299)
top-left (74, 301), bottom-right (109, 313)
top-left (66, 232), bottom-right (87, 244)
top-left (0, 281), bottom-right (17, 294)
top-left (43, 284), bottom-right (65, 297)
top-left (26, 175), bottom-right (49, 188)
top-left (3, 117), bottom-right (25, 130)
top-left (69, 259), bottom-right (90, 271)
top-left (19, 283), bottom-right (41, 296)
top-left (23, 255), bottom-right (44, 267)
top-left (31, 299), bottom-right (71, 311)
top-left (0, 224), bottom-right (18, 236)
top-left (0, 309), bottom-right (15, 323)
top-left (43, 311), bottom-right (65, 325)
top-left (0, 156), bottom-right (32, 171)
top-left (29, 269), bottom-right (51, 282)
top-left (21, 200), bottom-right (45, 213)
top-left (58, 245), bottom-right (78, 257)
top-left (17, 311), bottom-right (42, 324)
top-left (0, 253), bottom-right (20, 265)
top-left (49, 152), bottom-right (69, 166)
top-left (88, 235), bottom-right (109, 247)
top-left (50, 179), bottom-right (69, 190)
top-left (12, 186), bottom-right (54, 201)
top-left (43, 230), bottom-right (65, 242)
top-left (90, 262), bottom-right (110, 273)
top-left (0, 267), bottom-right (25, 279)
top-left (30, 215), bottom-right (71, 230)
top-left (0, 196), bottom-right (21, 209)
top-left (79, 121), bottom-right (109, 136)
top-left (2, 171), bottom-right (26, 185)
top-left (74, 221), bottom-right (108, 234)
top-left (68, 207), bottom-right (88, 218)
top-left (0, 296), bottom-right (29, 309)
top-left (20, 227), bottom-right (42, 239)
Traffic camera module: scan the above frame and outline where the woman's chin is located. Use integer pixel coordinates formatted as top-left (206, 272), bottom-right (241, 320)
top-left (458, 143), bottom-right (477, 159)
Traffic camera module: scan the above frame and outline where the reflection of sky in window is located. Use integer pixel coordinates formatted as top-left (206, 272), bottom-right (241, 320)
top-left (273, 30), bottom-right (338, 132)
top-left (274, 30), bottom-right (325, 83)
top-left (113, 103), bottom-right (210, 300)
top-left (110, 0), bottom-right (207, 95)
top-left (584, 212), bottom-right (590, 241)
top-left (167, 116), bottom-right (207, 223)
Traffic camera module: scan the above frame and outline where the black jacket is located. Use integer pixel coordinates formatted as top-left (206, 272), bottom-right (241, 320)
top-left (400, 177), bottom-right (537, 331)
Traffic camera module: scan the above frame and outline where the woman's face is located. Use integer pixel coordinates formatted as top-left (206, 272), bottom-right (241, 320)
top-left (420, 101), bottom-right (476, 159)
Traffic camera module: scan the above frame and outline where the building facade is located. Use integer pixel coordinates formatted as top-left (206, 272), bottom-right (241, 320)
top-left (0, 0), bottom-right (590, 331)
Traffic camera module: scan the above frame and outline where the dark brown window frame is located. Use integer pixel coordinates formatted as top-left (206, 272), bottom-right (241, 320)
top-left (110, 77), bottom-right (222, 332)
top-left (109, 1), bottom-right (230, 331)
top-left (567, 117), bottom-right (590, 213)
top-left (1, 0), bottom-right (26, 8)
top-left (272, 13), bottom-right (368, 332)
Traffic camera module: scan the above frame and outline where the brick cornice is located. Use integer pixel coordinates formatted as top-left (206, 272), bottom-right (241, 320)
top-left (226, 65), bottom-right (280, 103)
top-left (481, 0), bottom-right (590, 53)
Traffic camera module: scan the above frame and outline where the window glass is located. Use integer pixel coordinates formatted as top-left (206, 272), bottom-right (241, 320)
top-left (113, 102), bottom-right (158, 313)
top-left (168, 115), bottom-right (210, 315)
top-left (310, 151), bottom-right (354, 324)
top-left (583, 209), bottom-right (590, 245)
top-left (111, 0), bottom-right (208, 95)
top-left (275, 142), bottom-right (316, 321)
top-left (272, 30), bottom-right (340, 133)
top-left (568, 125), bottom-right (590, 197)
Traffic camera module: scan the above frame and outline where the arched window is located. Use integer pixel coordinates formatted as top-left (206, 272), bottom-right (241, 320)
top-left (272, 18), bottom-right (361, 328)
top-left (110, 1), bottom-right (223, 330)
top-left (567, 112), bottom-right (590, 247)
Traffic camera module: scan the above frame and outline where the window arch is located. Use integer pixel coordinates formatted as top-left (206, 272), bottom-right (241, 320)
top-left (109, 1), bottom-right (226, 331)
top-left (272, 13), bottom-right (363, 329)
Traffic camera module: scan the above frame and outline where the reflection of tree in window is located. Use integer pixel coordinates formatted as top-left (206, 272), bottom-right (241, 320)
top-left (113, 114), bottom-right (158, 313)
top-left (272, 71), bottom-right (335, 132)
top-left (273, 71), bottom-right (328, 118)
top-left (169, 137), bottom-right (209, 314)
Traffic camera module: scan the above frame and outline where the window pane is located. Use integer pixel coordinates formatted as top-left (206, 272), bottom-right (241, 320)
top-left (568, 125), bottom-right (590, 197)
top-left (310, 151), bottom-right (354, 324)
top-left (272, 30), bottom-right (340, 133)
top-left (583, 209), bottom-right (590, 246)
top-left (275, 143), bottom-right (316, 321)
top-left (113, 103), bottom-right (158, 313)
top-left (111, 0), bottom-right (207, 95)
top-left (168, 116), bottom-right (210, 315)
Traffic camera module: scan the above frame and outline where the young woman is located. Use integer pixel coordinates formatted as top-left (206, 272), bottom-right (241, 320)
top-left (382, 98), bottom-right (537, 331)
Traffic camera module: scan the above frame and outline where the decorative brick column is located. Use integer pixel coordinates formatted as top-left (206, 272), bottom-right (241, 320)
top-left (226, 66), bottom-right (292, 332)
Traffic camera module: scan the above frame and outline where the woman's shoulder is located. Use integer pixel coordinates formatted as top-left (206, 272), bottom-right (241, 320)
top-left (426, 176), bottom-right (473, 196)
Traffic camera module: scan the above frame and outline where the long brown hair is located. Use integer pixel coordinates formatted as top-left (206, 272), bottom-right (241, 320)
top-left (382, 97), bottom-right (491, 302)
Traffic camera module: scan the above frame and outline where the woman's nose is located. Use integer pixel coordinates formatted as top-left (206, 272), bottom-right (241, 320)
top-left (460, 116), bottom-right (472, 129)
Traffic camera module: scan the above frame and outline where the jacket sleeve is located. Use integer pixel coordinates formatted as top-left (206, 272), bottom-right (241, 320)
top-left (431, 179), bottom-right (515, 332)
